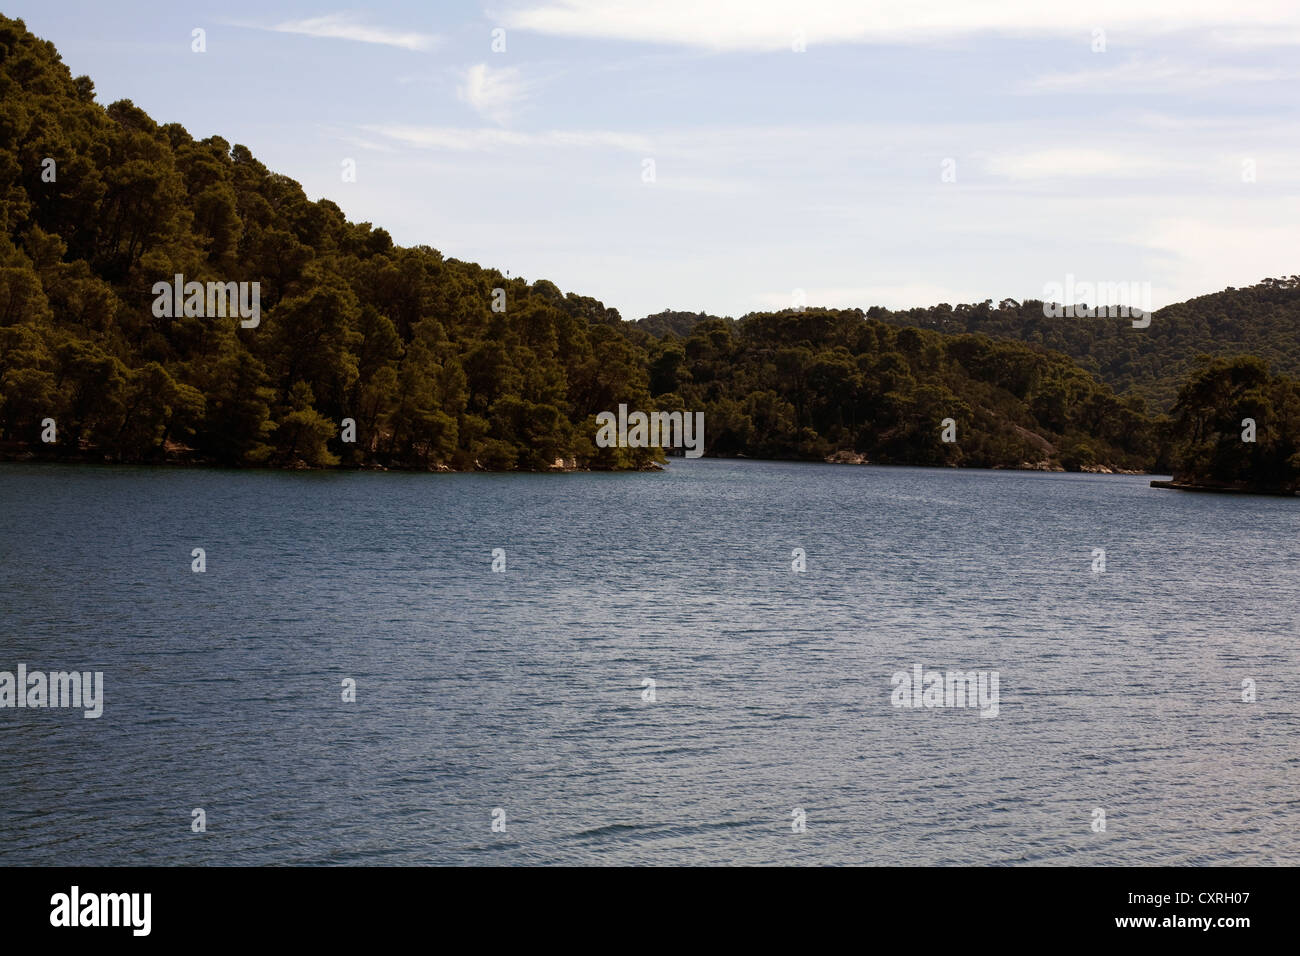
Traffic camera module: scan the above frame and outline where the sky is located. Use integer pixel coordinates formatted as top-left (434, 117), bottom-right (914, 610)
top-left (7, 1), bottom-right (1300, 320)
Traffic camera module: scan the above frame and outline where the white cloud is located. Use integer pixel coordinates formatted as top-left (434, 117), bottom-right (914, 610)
top-left (257, 13), bottom-right (437, 51)
top-left (457, 63), bottom-right (532, 123)
top-left (1141, 209), bottom-right (1300, 298)
top-left (345, 111), bottom-right (1300, 318)
top-left (1211, 26), bottom-right (1300, 47)
top-left (983, 148), bottom-right (1181, 180)
top-left (501, 0), bottom-right (1300, 51)
top-left (338, 135), bottom-right (397, 154)
top-left (544, 130), bottom-right (655, 151)
top-left (1028, 58), bottom-right (1300, 93)
top-left (363, 124), bottom-right (652, 152)
top-left (651, 175), bottom-right (757, 194)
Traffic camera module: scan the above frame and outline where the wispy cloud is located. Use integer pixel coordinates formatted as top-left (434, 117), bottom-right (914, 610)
top-left (1028, 58), bottom-right (1300, 93)
top-left (362, 125), bottom-right (653, 152)
top-left (983, 148), bottom-right (1182, 180)
top-left (338, 135), bottom-right (398, 153)
top-left (457, 64), bottom-right (531, 123)
top-left (245, 13), bottom-right (438, 51)
top-left (501, 0), bottom-right (1300, 51)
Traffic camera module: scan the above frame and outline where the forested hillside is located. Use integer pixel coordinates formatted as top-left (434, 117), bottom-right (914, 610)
top-left (641, 310), bottom-right (1156, 470)
top-left (0, 15), bottom-right (660, 471)
top-left (1161, 356), bottom-right (1300, 494)
top-left (0, 14), bottom-right (1291, 485)
top-left (637, 282), bottom-right (1300, 413)
top-left (871, 284), bottom-right (1300, 412)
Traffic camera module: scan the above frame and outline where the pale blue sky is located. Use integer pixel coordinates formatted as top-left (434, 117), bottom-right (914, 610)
top-left (9, 1), bottom-right (1300, 319)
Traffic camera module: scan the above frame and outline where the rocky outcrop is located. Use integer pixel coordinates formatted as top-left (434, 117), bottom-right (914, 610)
top-left (825, 451), bottom-right (869, 465)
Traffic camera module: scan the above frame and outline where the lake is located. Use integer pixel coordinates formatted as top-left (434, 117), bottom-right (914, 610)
top-left (1, 458), bottom-right (1297, 865)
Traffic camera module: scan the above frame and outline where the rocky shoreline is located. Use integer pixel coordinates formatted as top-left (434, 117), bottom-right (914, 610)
top-left (0, 443), bottom-right (1158, 478)
top-left (822, 450), bottom-right (1147, 475)
top-left (0, 445), bottom-right (668, 473)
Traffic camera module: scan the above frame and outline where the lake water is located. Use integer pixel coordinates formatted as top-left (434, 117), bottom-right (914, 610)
top-left (1, 459), bottom-right (1297, 865)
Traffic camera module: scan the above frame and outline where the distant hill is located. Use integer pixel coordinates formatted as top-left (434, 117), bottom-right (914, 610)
top-left (635, 279), bottom-right (1300, 412)
top-left (644, 309), bottom-right (1157, 472)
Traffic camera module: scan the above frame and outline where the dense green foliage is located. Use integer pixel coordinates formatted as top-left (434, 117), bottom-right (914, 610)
top-left (645, 310), bottom-right (1156, 469)
top-left (870, 284), bottom-right (1300, 412)
top-left (0, 15), bottom-right (662, 470)
top-left (636, 310), bottom-right (723, 340)
top-left (0, 15), bottom-right (1292, 488)
top-left (1163, 356), bottom-right (1300, 493)
top-left (639, 282), bottom-right (1300, 414)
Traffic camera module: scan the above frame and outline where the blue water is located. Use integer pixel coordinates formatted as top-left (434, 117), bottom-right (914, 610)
top-left (0, 459), bottom-right (1297, 865)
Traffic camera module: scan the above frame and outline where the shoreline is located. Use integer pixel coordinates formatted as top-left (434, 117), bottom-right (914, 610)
top-left (1150, 478), bottom-right (1298, 497)
top-left (0, 447), bottom-right (1158, 478)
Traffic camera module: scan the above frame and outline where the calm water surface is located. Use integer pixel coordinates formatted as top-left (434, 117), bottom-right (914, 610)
top-left (0, 459), bottom-right (1297, 865)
